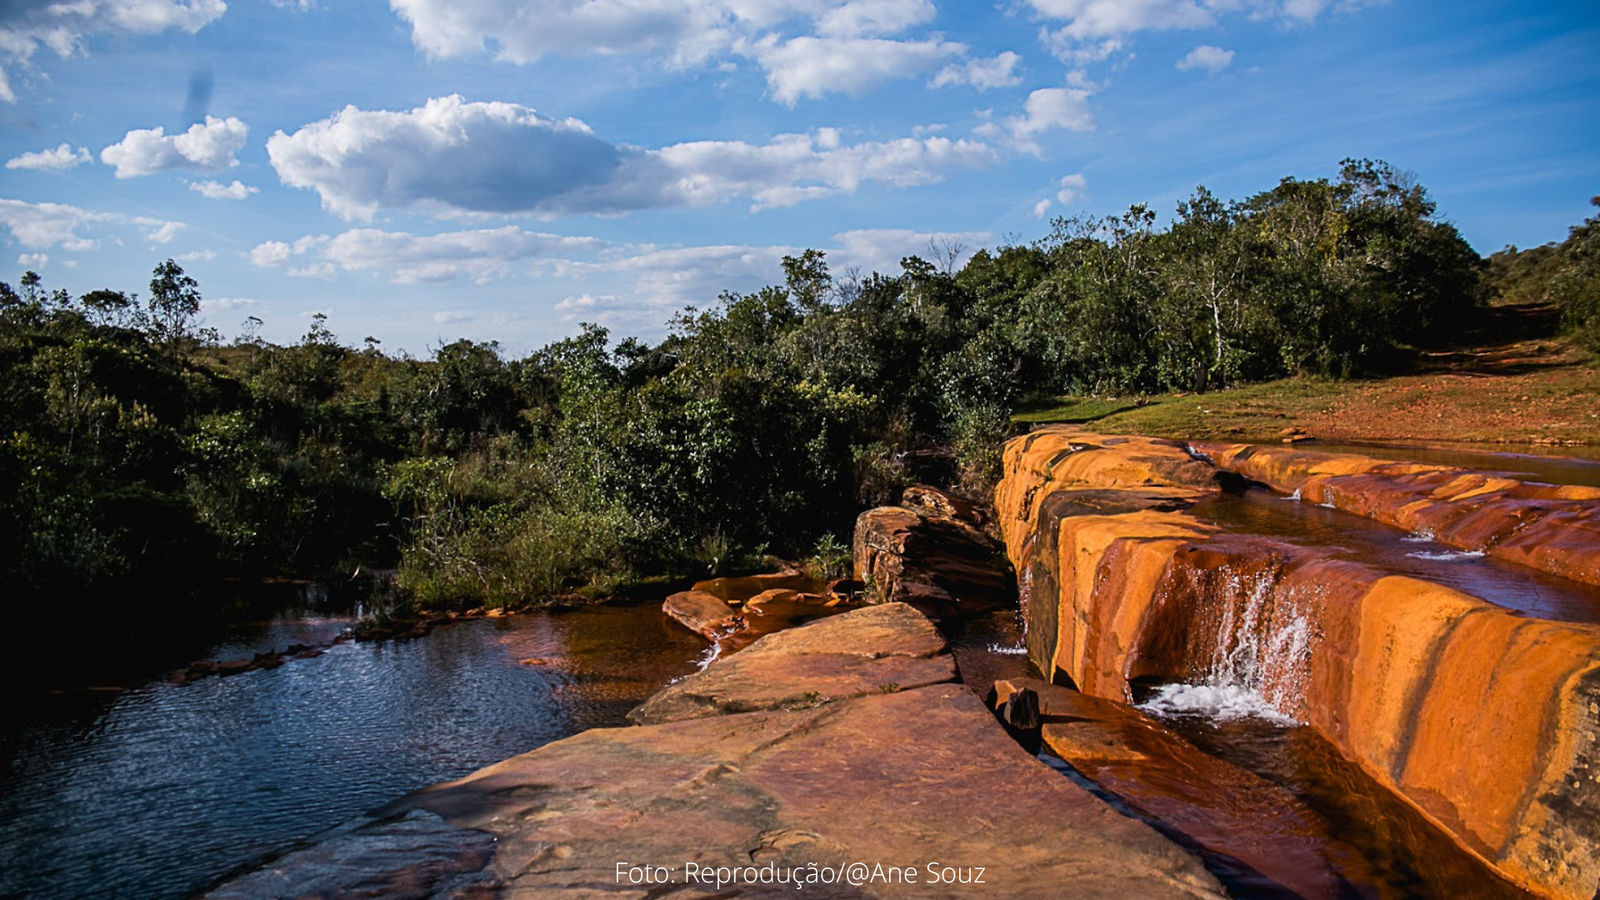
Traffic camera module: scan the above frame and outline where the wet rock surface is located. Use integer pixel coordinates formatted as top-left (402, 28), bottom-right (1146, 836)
top-left (995, 427), bottom-right (1600, 900)
top-left (1193, 441), bottom-right (1600, 587)
top-left (852, 486), bottom-right (1014, 620)
top-left (628, 603), bottom-right (956, 725)
top-left (203, 603), bottom-right (1229, 900)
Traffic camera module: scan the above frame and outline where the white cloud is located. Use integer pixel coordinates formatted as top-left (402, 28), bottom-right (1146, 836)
top-left (815, 0), bottom-right (936, 37)
top-left (657, 130), bottom-right (996, 211)
top-left (388, 0), bottom-right (754, 66)
top-left (101, 116), bottom-right (249, 177)
top-left (1055, 172), bottom-right (1087, 204)
top-left (6, 143), bottom-right (91, 170)
top-left (388, 0), bottom-right (968, 106)
top-left (1032, 198), bottom-right (1052, 218)
top-left (18, 251), bottom-right (48, 267)
top-left (748, 35), bottom-right (963, 104)
top-left (179, 249), bottom-right (217, 261)
top-left (0, 197), bottom-right (188, 253)
top-left (0, 0), bottom-right (225, 101)
top-left (203, 296), bottom-right (257, 311)
top-left (270, 95), bottom-right (995, 220)
top-left (1007, 87), bottom-right (1095, 147)
top-left (137, 218), bottom-right (185, 244)
top-left (250, 226), bottom-right (605, 284)
top-left (1026, 0), bottom-right (1216, 40)
top-left (268, 95), bottom-right (630, 220)
top-left (1177, 43), bottom-right (1233, 72)
top-left (189, 179), bottom-right (259, 199)
top-left (0, 197), bottom-right (113, 250)
top-left (931, 51), bottom-right (1022, 90)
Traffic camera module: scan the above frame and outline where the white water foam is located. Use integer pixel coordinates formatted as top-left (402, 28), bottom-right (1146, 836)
top-left (1281, 488), bottom-right (1302, 502)
top-left (1139, 682), bottom-right (1299, 726)
top-left (1141, 567), bottom-right (1318, 726)
top-left (987, 641), bottom-right (1028, 655)
top-left (1401, 528), bottom-right (1436, 543)
top-left (675, 642), bottom-right (720, 679)
top-left (1406, 549), bottom-right (1486, 562)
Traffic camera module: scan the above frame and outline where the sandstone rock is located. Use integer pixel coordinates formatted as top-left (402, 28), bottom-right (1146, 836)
top-left (901, 483), bottom-right (989, 529)
top-left (662, 590), bottom-right (738, 641)
top-left (628, 603), bottom-right (955, 725)
top-left (852, 504), bottom-right (1013, 619)
top-left (1192, 440), bottom-right (1600, 588)
top-left (995, 432), bottom-right (1600, 900)
top-left (362, 686), bottom-right (1230, 900)
top-left (692, 571), bottom-right (821, 602)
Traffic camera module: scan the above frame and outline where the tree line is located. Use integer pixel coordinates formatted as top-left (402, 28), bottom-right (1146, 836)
top-left (5, 159), bottom-right (1573, 624)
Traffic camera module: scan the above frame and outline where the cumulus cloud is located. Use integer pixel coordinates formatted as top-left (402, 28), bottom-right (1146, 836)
top-left (931, 50), bottom-right (1022, 90)
top-left (0, 0), bottom-right (225, 101)
top-left (250, 226), bottom-right (605, 284)
top-left (101, 116), bottom-right (249, 177)
top-left (389, 0), bottom-right (747, 66)
top-left (268, 95), bottom-right (628, 220)
top-left (816, 0), bottom-right (935, 37)
top-left (1034, 0), bottom-right (1366, 71)
top-left (657, 130), bottom-right (996, 211)
top-left (0, 196), bottom-right (183, 251)
top-left (1007, 87), bottom-right (1095, 149)
top-left (6, 143), bottom-right (91, 170)
top-left (1055, 172), bottom-right (1087, 204)
top-left (748, 35), bottom-right (963, 104)
top-left (1177, 43), bottom-right (1233, 72)
top-left (388, 0), bottom-right (994, 105)
top-left (189, 179), bottom-right (260, 199)
top-left (0, 197), bottom-right (113, 250)
top-left (270, 95), bottom-right (995, 220)
top-left (1027, 0), bottom-right (1215, 40)
top-left (1032, 198), bottom-right (1052, 219)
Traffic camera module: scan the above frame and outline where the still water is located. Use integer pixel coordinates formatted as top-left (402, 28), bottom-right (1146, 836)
top-left (0, 604), bottom-right (704, 900)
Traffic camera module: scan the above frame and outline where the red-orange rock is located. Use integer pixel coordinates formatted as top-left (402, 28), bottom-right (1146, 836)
top-left (1193, 441), bottom-right (1600, 588)
top-left (852, 504), bottom-right (1013, 619)
top-left (996, 431), bottom-right (1600, 900)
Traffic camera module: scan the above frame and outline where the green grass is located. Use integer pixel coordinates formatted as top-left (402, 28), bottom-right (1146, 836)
top-left (1012, 380), bottom-right (1350, 442)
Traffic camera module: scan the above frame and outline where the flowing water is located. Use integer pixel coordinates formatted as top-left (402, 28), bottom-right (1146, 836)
top-left (0, 602), bottom-right (704, 900)
top-left (950, 471), bottom-right (1596, 899)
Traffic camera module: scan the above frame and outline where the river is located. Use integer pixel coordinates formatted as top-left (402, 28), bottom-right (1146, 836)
top-left (0, 602), bottom-right (705, 900)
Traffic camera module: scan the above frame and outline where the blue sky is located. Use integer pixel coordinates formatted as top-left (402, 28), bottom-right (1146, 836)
top-left (2, 0), bottom-right (1597, 355)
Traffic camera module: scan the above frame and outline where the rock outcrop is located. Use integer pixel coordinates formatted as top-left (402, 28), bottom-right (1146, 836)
top-left (663, 571), bottom-right (856, 652)
top-left (203, 602), bottom-right (1229, 900)
top-left (1192, 441), bottom-right (1600, 587)
top-left (628, 602), bottom-right (956, 724)
top-left (995, 426), bottom-right (1600, 900)
top-left (853, 485), bottom-right (1013, 619)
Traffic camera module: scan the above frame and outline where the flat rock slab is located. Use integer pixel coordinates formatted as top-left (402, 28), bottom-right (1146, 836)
top-left (663, 589), bottom-right (738, 640)
top-left (629, 603), bottom-right (955, 725)
top-left (382, 685), bottom-right (1229, 900)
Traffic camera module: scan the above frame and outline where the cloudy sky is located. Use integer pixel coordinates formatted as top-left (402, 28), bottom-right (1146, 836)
top-left (2, 0), bottom-right (1596, 354)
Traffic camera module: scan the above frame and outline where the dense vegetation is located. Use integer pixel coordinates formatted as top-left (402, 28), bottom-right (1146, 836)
top-left (0, 160), bottom-right (1540, 632)
top-left (1489, 195), bottom-right (1600, 353)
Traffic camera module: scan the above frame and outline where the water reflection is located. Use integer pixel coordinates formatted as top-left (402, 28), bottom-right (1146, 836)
top-left (1190, 488), bottom-right (1600, 624)
top-left (0, 603), bottom-right (703, 900)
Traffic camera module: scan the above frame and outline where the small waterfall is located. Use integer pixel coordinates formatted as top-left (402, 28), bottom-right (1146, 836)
top-left (1141, 565), bottom-right (1321, 725)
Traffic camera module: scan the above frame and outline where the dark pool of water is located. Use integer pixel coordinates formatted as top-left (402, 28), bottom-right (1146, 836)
top-left (0, 603), bottom-right (705, 900)
top-left (1190, 487), bottom-right (1600, 624)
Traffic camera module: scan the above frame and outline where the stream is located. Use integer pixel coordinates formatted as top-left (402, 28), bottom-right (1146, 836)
top-left (0, 603), bottom-right (704, 900)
